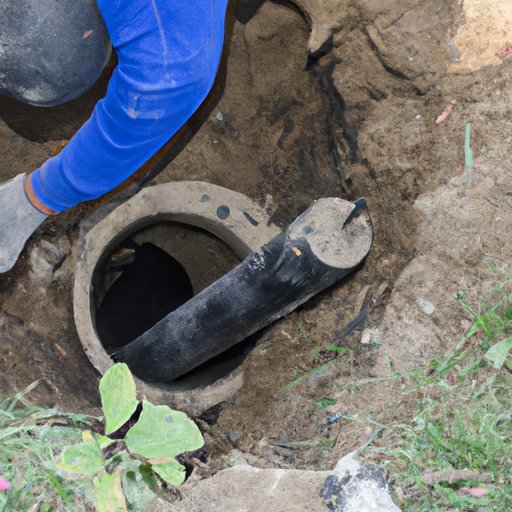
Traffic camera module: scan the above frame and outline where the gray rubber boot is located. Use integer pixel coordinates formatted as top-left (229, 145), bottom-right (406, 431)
top-left (0, 174), bottom-right (47, 273)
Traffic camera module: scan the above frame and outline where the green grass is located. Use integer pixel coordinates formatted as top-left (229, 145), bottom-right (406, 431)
top-left (376, 378), bottom-right (512, 511)
top-left (0, 384), bottom-right (98, 512)
top-left (368, 269), bottom-right (512, 511)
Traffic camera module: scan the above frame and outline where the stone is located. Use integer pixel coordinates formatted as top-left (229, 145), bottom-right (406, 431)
top-left (320, 451), bottom-right (401, 512)
top-left (148, 465), bottom-right (330, 512)
top-left (415, 298), bottom-right (435, 316)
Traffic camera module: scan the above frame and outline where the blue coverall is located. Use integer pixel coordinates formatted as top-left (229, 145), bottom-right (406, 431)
top-left (28, 0), bottom-right (228, 213)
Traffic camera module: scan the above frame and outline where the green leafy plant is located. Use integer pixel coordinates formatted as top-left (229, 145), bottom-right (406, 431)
top-left (56, 363), bottom-right (204, 512)
top-left (314, 398), bottom-right (337, 411)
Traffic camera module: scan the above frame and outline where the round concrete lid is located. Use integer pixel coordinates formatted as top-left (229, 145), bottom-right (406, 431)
top-left (74, 181), bottom-right (279, 416)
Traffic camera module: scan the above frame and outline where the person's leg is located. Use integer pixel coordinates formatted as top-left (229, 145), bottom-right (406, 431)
top-left (28, 0), bottom-right (228, 212)
top-left (0, 0), bottom-right (111, 106)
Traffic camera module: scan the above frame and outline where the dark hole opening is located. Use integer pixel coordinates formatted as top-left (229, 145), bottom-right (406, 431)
top-left (93, 221), bottom-right (259, 390)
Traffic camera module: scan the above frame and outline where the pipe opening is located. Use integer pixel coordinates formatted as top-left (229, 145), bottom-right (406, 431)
top-left (92, 220), bottom-right (259, 390)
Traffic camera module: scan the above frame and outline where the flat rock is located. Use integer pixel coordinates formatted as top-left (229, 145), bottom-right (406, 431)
top-left (148, 465), bottom-right (330, 512)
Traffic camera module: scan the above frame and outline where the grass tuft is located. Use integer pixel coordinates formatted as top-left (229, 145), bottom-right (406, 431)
top-left (0, 385), bottom-right (98, 512)
top-left (367, 267), bottom-right (512, 511)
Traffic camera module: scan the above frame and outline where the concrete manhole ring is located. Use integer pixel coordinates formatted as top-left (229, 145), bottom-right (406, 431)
top-left (74, 181), bottom-right (279, 416)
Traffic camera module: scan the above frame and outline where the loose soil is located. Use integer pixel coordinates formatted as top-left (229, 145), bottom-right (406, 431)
top-left (1, 0), bottom-right (511, 476)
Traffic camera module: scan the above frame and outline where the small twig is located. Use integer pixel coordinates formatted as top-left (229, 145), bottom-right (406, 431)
top-left (335, 281), bottom-right (389, 344)
top-left (270, 440), bottom-right (321, 450)
top-left (421, 469), bottom-right (493, 487)
top-left (8, 381), bottom-right (40, 411)
top-left (35, 417), bottom-right (71, 427)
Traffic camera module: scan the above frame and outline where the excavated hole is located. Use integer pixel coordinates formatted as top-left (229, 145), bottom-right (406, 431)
top-left (92, 220), bottom-right (260, 390)
top-left (0, 0), bottom-right (451, 463)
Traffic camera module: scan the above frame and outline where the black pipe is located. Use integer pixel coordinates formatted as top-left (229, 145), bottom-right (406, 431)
top-left (113, 198), bottom-right (373, 382)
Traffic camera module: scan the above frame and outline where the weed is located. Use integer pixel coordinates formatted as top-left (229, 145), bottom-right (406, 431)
top-left (311, 342), bottom-right (350, 362)
top-left (296, 322), bottom-right (320, 346)
top-left (279, 358), bottom-right (339, 394)
top-left (56, 363), bottom-right (203, 512)
top-left (280, 322), bottom-right (352, 393)
top-left (437, 277), bottom-right (512, 376)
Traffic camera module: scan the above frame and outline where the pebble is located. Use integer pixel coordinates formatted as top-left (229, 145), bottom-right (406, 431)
top-left (416, 298), bottom-right (435, 315)
top-left (229, 431), bottom-right (240, 443)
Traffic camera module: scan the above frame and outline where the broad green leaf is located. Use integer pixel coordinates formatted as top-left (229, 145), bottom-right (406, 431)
top-left (152, 459), bottom-right (186, 486)
top-left (485, 337), bottom-right (512, 369)
top-left (94, 472), bottom-right (128, 512)
top-left (56, 441), bottom-right (104, 478)
top-left (121, 463), bottom-right (156, 511)
top-left (125, 400), bottom-right (203, 459)
top-left (99, 363), bottom-right (139, 435)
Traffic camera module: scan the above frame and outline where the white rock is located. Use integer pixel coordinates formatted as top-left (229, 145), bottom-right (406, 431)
top-left (416, 298), bottom-right (436, 316)
top-left (321, 451), bottom-right (402, 512)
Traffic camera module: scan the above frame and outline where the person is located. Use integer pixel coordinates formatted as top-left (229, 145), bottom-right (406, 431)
top-left (0, 0), bottom-right (228, 273)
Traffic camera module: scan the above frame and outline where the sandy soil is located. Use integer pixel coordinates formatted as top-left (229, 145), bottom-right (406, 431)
top-left (448, 0), bottom-right (512, 73)
top-left (1, 0), bottom-right (511, 474)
